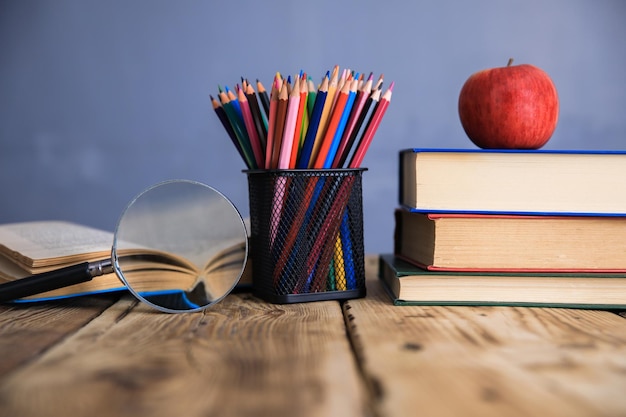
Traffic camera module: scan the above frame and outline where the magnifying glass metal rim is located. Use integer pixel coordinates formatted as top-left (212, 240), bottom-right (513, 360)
top-left (0, 179), bottom-right (248, 313)
top-left (111, 179), bottom-right (249, 314)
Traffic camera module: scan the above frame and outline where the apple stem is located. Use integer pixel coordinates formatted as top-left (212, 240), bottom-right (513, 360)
top-left (507, 58), bottom-right (514, 67)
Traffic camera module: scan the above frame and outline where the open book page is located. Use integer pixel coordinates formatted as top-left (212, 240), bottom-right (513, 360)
top-left (0, 220), bottom-right (250, 301)
top-left (0, 221), bottom-right (112, 269)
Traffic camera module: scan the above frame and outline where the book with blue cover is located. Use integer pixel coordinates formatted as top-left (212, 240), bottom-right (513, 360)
top-left (399, 148), bottom-right (626, 216)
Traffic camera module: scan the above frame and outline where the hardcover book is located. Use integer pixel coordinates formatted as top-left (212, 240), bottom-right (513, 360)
top-left (399, 148), bottom-right (626, 216)
top-left (394, 209), bottom-right (626, 272)
top-left (379, 254), bottom-right (626, 309)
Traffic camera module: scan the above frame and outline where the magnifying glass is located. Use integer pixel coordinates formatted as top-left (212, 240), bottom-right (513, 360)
top-left (0, 180), bottom-right (248, 313)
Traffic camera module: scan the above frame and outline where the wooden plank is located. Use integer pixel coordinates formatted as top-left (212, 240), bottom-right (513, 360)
top-left (0, 295), bottom-right (120, 375)
top-left (344, 256), bottom-right (626, 417)
top-left (0, 292), bottom-right (367, 417)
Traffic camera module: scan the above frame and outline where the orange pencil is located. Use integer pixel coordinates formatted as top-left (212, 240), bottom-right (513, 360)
top-left (312, 79), bottom-right (351, 169)
top-left (310, 66), bottom-right (339, 165)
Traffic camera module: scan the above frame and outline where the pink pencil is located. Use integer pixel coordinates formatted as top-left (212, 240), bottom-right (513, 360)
top-left (289, 75), bottom-right (309, 169)
top-left (348, 81), bottom-right (394, 168)
top-left (237, 85), bottom-right (264, 168)
top-left (278, 75), bottom-right (301, 169)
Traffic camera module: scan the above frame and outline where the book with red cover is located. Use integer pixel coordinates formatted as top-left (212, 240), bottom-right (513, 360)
top-left (394, 209), bottom-right (626, 272)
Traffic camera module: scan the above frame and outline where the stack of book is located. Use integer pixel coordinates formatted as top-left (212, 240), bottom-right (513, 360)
top-left (380, 148), bottom-right (626, 308)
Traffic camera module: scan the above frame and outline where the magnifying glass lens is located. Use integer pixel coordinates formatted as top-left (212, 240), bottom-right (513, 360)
top-left (112, 180), bottom-right (248, 313)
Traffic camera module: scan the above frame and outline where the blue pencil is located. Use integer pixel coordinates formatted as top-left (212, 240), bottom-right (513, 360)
top-left (323, 78), bottom-right (358, 168)
top-left (297, 76), bottom-right (329, 169)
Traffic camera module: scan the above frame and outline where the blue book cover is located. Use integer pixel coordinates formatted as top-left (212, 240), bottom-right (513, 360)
top-left (399, 148), bottom-right (626, 216)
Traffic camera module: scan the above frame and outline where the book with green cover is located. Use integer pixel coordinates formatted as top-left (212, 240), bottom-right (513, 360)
top-left (379, 254), bottom-right (626, 309)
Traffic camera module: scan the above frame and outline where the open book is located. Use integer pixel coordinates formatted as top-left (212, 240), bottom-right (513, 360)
top-left (0, 221), bottom-right (250, 302)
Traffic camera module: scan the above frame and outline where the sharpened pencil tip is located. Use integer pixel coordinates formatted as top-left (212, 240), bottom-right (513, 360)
top-left (389, 81), bottom-right (395, 91)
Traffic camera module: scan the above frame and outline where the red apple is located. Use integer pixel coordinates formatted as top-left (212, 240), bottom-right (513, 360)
top-left (458, 58), bottom-right (559, 149)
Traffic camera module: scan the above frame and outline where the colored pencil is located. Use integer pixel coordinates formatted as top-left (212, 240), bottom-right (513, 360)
top-left (303, 176), bottom-right (354, 292)
top-left (374, 73), bottom-right (384, 90)
top-left (218, 88), bottom-right (256, 169)
top-left (337, 86), bottom-right (380, 168)
top-left (210, 95), bottom-right (248, 167)
top-left (289, 75), bottom-right (308, 168)
top-left (333, 234), bottom-right (346, 290)
top-left (237, 85), bottom-right (265, 168)
top-left (270, 81), bottom-right (289, 169)
top-left (244, 80), bottom-right (268, 149)
top-left (322, 78), bottom-right (358, 168)
top-left (339, 209), bottom-right (356, 289)
top-left (210, 67), bottom-right (392, 297)
top-left (306, 76), bottom-right (317, 116)
top-left (332, 73), bottom-right (373, 168)
top-left (278, 75), bottom-right (301, 169)
top-left (264, 80), bottom-right (279, 169)
top-left (225, 86), bottom-right (242, 118)
top-left (297, 75), bottom-right (328, 169)
top-left (310, 67), bottom-right (339, 165)
top-left (256, 78), bottom-right (271, 117)
top-left (349, 81), bottom-right (393, 168)
top-left (312, 77), bottom-right (351, 169)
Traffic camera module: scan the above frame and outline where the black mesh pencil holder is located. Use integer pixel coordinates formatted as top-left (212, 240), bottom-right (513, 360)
top-left (245, 169), bottom-right (367, 303)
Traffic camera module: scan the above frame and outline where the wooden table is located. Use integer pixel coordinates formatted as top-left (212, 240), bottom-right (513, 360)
top-left (1, 256), bottom-right (625, 417)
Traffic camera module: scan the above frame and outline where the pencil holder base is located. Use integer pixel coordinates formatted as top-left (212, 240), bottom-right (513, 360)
top-left (256, 288), bottom-right (366, 304)
top-left (246, 168), bottom-right (367, 304)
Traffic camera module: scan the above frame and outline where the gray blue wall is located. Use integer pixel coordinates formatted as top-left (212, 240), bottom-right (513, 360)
top-left (1, 0), bottom-right (625, 254)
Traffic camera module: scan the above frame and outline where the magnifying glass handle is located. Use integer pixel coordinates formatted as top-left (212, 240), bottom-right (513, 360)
top-left (0, 260), bottom-right (114, 303)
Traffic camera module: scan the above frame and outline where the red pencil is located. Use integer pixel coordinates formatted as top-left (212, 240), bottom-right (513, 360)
top-left (332, 73), bottom-right (373, 168)
top-left (348, 81), bottom-right (394, 168)
top-left (270, 81), bottom-right (289, 169)
top-left (237, 85), bottom-right (265, 168)
top-left (312, 78), bottom-right (351, 169)
top-left (264, 79), bottom-right (279, 169)
top-left (278, 75), bottom-right (301, 169)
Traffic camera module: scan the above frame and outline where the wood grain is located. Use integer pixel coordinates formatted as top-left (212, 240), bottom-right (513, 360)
top-left (0, 295), bottom-right (119, 375)
top-left (344, 256), bottom-right (626, 417)
top-left (0, 292), bottom-right (367, 417)
top-left (2, 256), bottom-right (625, 417)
